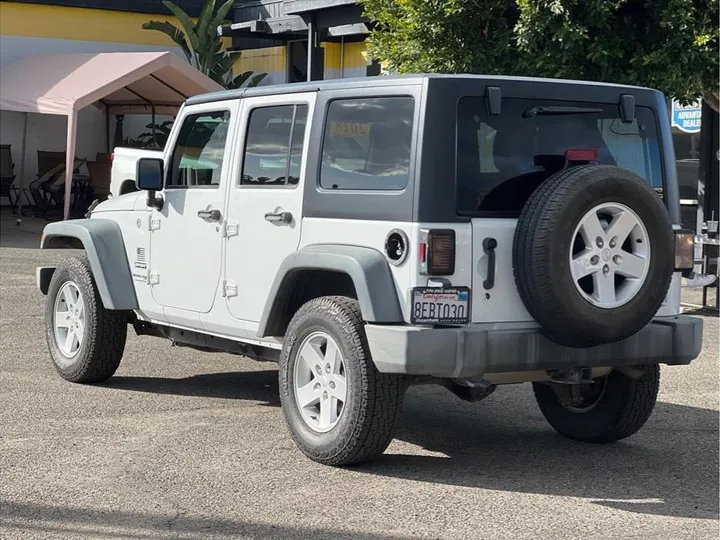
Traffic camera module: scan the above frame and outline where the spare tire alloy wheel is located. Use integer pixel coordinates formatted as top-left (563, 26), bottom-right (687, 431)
top-left (513, 165), bottom-right (674, 348)
top-left (570, 202), bottom-right (650, 308)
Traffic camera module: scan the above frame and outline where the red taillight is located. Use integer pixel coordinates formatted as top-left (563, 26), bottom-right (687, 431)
top-left (425, 230), bottom-right (455, 275)
top-left (419, 242), bottom-right (426, 263)
top-left (565, 148), bottom-right (599, 162)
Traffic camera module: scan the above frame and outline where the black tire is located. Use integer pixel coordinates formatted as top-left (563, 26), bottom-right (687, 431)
top-left (45, 256), bottom-right (127, 383)
top-left (532, 365), bottom-right (660, 443)
top-left (279, 296), bottom-right (405, 466)
top-left (513, 165), bottom-right (674, 348)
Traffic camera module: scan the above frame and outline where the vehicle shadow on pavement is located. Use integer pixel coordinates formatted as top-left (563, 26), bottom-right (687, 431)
top-left (102, 370), bottom-right (282, 406)
top-left (99, 371), bottom-right (718, 522)
top-left (366, 385), bottom-right (719, 521)
top-left (0, 500), bottom-right (412, 540)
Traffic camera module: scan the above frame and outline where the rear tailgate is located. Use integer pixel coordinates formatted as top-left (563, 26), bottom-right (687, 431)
top-left (458, 95), bottom-right (671, 323)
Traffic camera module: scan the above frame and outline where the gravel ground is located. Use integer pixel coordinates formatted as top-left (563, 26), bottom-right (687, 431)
top-left (1, 215), bottom-right (718, 540)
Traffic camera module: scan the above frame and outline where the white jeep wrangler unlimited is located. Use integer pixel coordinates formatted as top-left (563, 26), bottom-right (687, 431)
top-left (37, 75), bottom-right (703, 466)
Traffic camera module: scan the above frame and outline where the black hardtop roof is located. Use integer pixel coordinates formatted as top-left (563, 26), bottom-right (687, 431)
top-left (185, 73), bottom-right (660, 106)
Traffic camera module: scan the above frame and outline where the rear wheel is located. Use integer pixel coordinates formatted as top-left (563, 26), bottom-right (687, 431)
top-left (45, 256), bottom-right (127, 383)
top-left (279, 296), bottom-right (405, 466)
top-left (532, 365), bottom-right (660, 443)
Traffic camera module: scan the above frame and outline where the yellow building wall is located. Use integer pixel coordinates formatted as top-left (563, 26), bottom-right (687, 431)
top-left (0, 2), bottom-right (371, 84)
top-left (0, 2), bottom-right (201, 47)
top-left (232, 46), bottom-right (287, 85)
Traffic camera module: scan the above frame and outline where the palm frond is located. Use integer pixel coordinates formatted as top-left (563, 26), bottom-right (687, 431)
top-left (141, 21), bottom-right (192, 63)
top-left (210, 0), bottom-right (236, 38)
top-left (161, 0), bottom-right (201, 54)
top-left (248, 72), bottom-right (267, 87)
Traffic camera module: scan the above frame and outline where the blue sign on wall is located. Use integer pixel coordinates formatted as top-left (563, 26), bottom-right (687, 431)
top-left (671, 99), bottom-right (702, 133)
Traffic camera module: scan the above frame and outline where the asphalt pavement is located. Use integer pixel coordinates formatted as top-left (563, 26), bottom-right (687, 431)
top-left (1, 214), bottom-right (718, 539)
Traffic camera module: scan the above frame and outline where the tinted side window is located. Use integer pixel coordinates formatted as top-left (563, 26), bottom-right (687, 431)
top-left (241, 105), bottom-right (308, 187)
top-left (320, 97), bottom-right (414, 191)
top-left (168, 111), bottom-right (230, 188)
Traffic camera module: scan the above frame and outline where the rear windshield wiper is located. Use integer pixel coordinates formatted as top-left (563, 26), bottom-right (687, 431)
top-left (522, 106), bottom-right (604, 118)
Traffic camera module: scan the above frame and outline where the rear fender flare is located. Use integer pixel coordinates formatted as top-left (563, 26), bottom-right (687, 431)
top-left (258, 244), bottom-right (404, 337)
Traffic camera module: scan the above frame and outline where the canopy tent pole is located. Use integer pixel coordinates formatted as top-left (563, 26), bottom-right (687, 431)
top-left (63, 111), bottom-right (78, 221)
top-left (15, 112), bottom-right (28, 225)
top-left (105, 105), bottom-right (111, 153)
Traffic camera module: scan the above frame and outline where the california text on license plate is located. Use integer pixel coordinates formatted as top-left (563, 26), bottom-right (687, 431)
top-left (411, 287), bottom-right (471, 325)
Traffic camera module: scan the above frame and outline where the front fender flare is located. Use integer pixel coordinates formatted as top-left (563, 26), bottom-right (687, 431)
top-left (258, 244), bottom-right (404, 337)
top-left (40, 219), bottom-right (138, 310)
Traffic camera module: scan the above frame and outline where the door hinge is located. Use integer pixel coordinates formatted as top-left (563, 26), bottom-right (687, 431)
top-left (149, 216), bottom-right (161, 231)
top-left (223, 221), bottom-right (238, 238)
top-left (149, 273), bottom-right (160, 285)
top-left (223, 280), bottom-right (238, 298)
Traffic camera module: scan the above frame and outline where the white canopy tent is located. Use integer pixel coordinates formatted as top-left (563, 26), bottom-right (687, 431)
top-left (0, 52), bottom-right (222, 219)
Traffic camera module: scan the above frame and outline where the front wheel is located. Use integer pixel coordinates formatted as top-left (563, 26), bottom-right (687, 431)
top-left (532, 365), bottom-right (660, 443)
top-left (279, 296), bottom-right (405, 466)
top-left (45, 256), bottom-right (128, 383)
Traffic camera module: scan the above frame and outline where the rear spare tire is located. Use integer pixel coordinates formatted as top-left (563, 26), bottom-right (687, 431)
top-left (513, 165), bottom-right (673, 348)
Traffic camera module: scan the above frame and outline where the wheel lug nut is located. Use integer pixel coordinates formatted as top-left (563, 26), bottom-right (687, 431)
top-left (323, 391), bottom-right (328, 400)
top-left (603, 264), bottom-right (610, 274)
top-left (590, 255), bottom-right (599, 265)
top-left (325, 364), bottom-right (331, 373)
top-left (609, 237), bottom-right (617, 248)
top-left (596, 237), bottom-right (604, 248)
top-left (613, 255), bottom-right (622, 264)
top-left (314, 382), bottom-right (321, 391)
top-left (315, 365), bottom-right (322, 375)
top-left (329, 381), bottom-right (336, 390)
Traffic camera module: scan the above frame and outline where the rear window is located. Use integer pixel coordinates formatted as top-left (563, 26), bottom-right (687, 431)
top-left (320, 97), bottom-right (414, 191)
top-left (456, 98), bottom-right (663, 215)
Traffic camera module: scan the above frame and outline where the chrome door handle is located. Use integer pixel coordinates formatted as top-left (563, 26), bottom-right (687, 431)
top-left (197, 208), bottom-right (222, 222)
top-left (264, 211), bottom-right (292, 224)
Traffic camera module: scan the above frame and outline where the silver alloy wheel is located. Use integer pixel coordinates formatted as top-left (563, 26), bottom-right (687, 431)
top-left (293, 331), bottom-right (348, 433)
top-left (570, 202), bottom-right (650, 308)
top-left (53, 281), bottom-right (86, 363)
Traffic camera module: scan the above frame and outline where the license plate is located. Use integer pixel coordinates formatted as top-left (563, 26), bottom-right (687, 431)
top-left (411, 287), bottom-right (471, 325)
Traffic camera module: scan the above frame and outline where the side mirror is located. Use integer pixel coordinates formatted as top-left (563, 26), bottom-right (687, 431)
top-left (136, 158), bottom-right (164, 210)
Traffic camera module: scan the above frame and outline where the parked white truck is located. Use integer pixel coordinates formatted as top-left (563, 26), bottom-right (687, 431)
top-left (109, 147), bottom-right (162, 198)
top-left (38, 75), bottom-right (703, 466)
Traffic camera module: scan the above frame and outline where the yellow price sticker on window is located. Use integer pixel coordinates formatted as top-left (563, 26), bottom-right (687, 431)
top-left (330, 121), bottom-right (371, 138)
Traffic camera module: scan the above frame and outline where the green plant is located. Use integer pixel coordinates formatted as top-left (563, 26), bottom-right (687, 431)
top-left (137, 120), bottom-right (174, 149)
top-left (362, 0), bottom-right (719, 110)
top-left (143, 0), bottom-right (267, 89)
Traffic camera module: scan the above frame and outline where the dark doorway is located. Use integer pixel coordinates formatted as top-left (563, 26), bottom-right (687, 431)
top-left (288, 40), bottom-right (308, 83)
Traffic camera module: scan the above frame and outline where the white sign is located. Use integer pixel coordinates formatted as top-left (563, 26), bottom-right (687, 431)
top-left (671, 99), bottom-right (702, 133)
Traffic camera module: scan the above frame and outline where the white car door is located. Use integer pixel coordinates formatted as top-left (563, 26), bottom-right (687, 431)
top-left (149, 100), bottom-right (239, 315)
top-left (223, 92), bottom-right (316, 323)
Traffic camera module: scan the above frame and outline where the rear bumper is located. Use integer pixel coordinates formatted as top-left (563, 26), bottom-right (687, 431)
top-left (365, 315), bottom-right (703, 378)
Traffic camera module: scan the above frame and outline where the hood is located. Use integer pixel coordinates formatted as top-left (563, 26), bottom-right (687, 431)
top-left (91, 192), bottom-right (142, 214)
